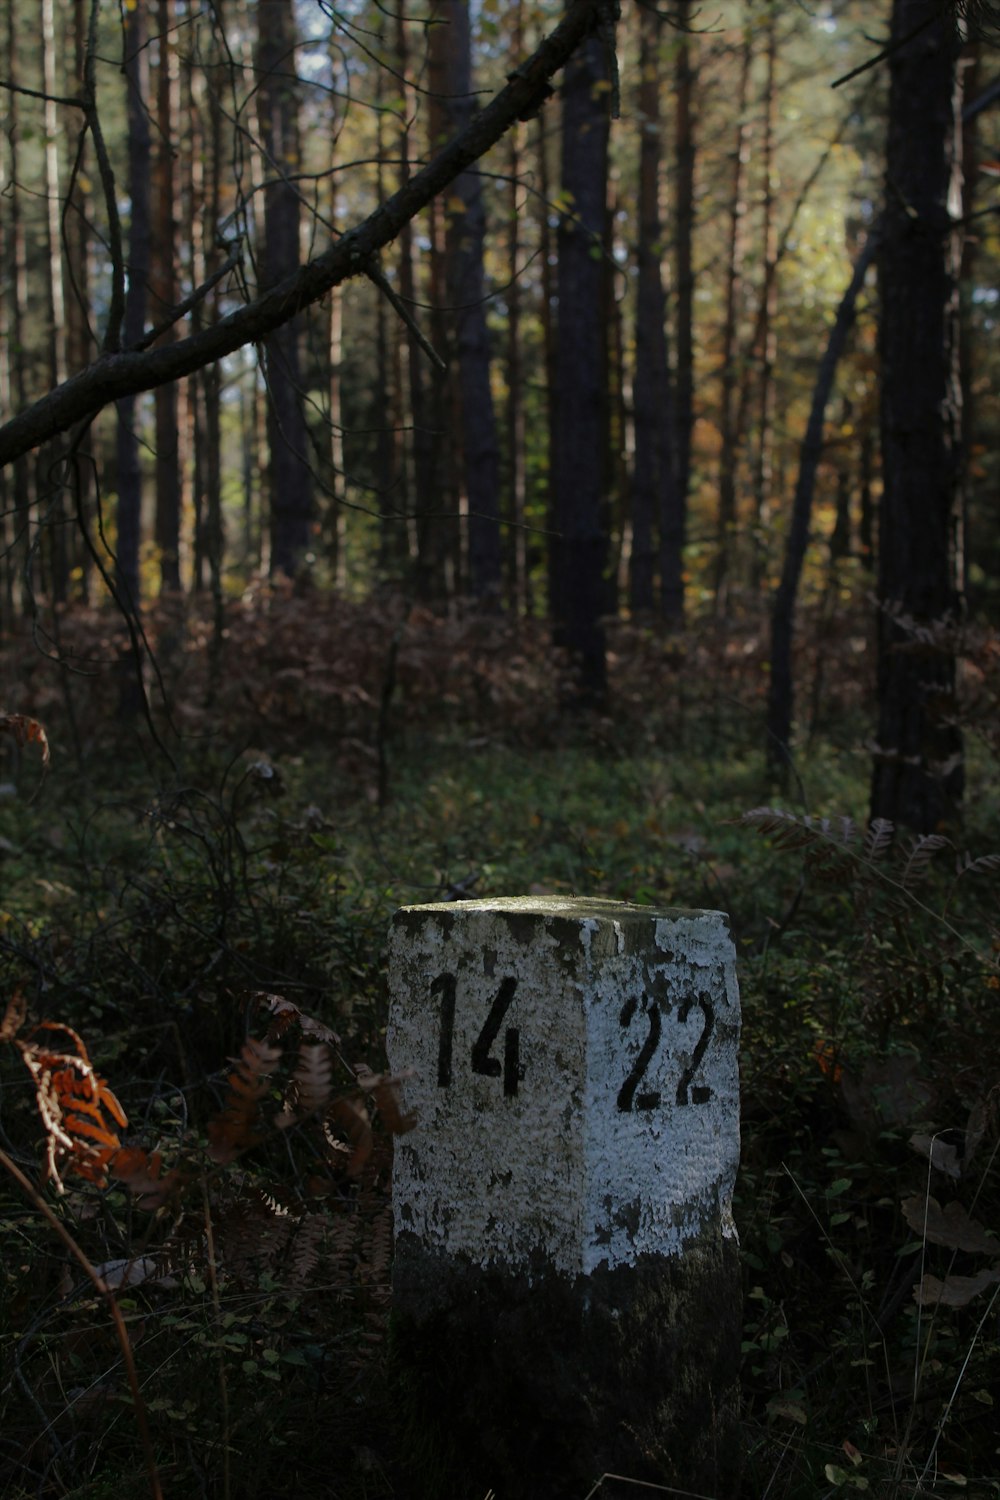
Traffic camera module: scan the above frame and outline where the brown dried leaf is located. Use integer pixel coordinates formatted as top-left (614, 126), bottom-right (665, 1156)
top-left (909, 1132), bottom-right (962, 1179)
top-left (913, 1269), bottom-right (1000, 1308)
top-left (901, 1195), bottom-right (1000, 1254)
top-left (0, 713), bottom-right (50, 766)
top-left (111, 1146), bottom-right (184, 1210)
top-left (841, 1055), bottom-right (934, 1131)
top-left (371, 1076), bottom-right (418, 1135)
top-left (327, 1097), bottom-right (372, 1179)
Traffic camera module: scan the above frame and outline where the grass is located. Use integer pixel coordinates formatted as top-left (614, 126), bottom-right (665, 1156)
top-left (1, 593), bottom-right (999, 1498)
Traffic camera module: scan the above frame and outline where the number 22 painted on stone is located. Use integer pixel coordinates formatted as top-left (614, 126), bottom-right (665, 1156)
top-left (617, 991), bottom-right (715, 1113)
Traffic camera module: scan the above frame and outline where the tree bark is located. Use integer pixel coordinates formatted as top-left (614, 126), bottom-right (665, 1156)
top-left (115, 1), bottom-right (151, 607)
top-left (870, 0), bottom-right (964, 833)
top-left (750, 3), bottom-right (779, 584)
top-left (551, 24), bottom-right (613, 702)
top-left (665, 0), bottom-right (695, 623)
top-left (766, 229), bottom-right (879, 779)
top-left (504, 0), bottom-right (528, 614)
top-left (714, 28), bottom-right (752, 612)
top-left (439, 0), bottom-right (503, 605)
top-left (257, 0), bottom-right (314, 579)
top-left (630, 3), bottom-right (674, 617)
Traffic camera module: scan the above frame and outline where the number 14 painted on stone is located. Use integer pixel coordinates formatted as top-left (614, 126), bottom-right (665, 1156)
top-left (431, 973), bottom-right (714, 1111)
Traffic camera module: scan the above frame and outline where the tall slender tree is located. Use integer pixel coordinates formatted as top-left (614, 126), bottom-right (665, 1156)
top-left (665, 0), bottom-right (696, 623)
top-left (870, 0), bottom-right (965, 832)
top-left (551, 23), bottom-right (613, 700)
top-left (115, 0), bottom-right (151, 607)
top-left (630, 2), bottom-right (674, 616)
top-left (151, 0), bottom-right (183, 592)
top-left (714, 26), bottom-right (752, 610)
top-left (257, 0), bottom-right (314, 578)
top-left (438, 0), bottom-right (502, 604)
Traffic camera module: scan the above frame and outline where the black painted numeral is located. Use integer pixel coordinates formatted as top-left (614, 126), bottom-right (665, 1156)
top-left (617, 994), bottom-right (662, 1113)
top-left (432, 972), bottom-right (456, 1087)
top-left (472, 976), bottom-right (521, 1096)
top-left (432, 974), bottom-right (523, 1096)
top-left (676, 994), bottom-right (714, 1106)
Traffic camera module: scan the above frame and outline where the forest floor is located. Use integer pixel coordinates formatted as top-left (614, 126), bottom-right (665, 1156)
top-left (1, 588), bottom-right (999, 1500)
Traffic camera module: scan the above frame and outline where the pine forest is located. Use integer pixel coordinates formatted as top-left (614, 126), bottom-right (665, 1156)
top-left (2, 2), bottom-right (1000, 1497)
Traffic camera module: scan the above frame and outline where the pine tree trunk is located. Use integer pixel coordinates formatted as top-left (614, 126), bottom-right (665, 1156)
top-left (440, 0), bottom-right (502, 605)
top-left (751, 4), bottom-right (779, 584)
top-left (152, 0), bottom-right (182, 592)
top-left (257, 0), bottom-right (313, 579)
top-left (115, 2), bottom-right (150, 608)
top-left (870, 0), bottom-right (964, 833)
top-left (714, 29), bottom-right (751, 611)
top-left (551, 25), bottom-right (612, 702)
top-left (766, 230), bottom-right (879, 779)
top-left (631, 3), bottom-right (674, 617)
top-left (665, 0), bottom-right (695, 623)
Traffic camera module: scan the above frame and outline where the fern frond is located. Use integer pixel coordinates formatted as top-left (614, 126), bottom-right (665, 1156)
top-left (957, 850), bottom-right (1000, 877)
top-left (207, 1036), bottom-right (282, 1164)
top-left (252, 992), bottom-right (341, 1049)
top-left (17, 1023), bottom-right (127, 1190)
top-left (901, 834), bottom-right (951, 887)
top-left (864, 817), bottom-right (894, 862)
top-left (287, 1212), bottom-right (325, 1289)
top-left (276, 1040), bottom-right (334, 1126)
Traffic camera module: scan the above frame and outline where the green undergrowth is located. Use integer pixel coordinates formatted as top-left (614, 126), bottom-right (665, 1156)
top-left (2, 602), bottom-right (1000, 1498)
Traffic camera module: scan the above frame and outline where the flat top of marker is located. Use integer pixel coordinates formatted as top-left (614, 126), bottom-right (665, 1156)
top-left (393, 896), bottom-right (726, 923)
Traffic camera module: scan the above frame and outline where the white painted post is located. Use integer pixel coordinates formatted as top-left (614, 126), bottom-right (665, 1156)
top-left (387, 897), bottom-right (742, 1500)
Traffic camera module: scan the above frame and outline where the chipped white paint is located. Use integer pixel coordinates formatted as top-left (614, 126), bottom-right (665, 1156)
top-left (387, 897), bottom-right (740, 1277)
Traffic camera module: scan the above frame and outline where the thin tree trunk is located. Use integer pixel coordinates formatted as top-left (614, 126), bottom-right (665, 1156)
top-left (538, 112), bottom-right (558, 618)
top-left (665, 0), bottom-right (695, 623)
top-left (766, 229), bottom-right (879, 779)
top-left (750, 3), bottom-right (779, 585)
top-left (373, 67), bottom-right (402, 580)
top-left (41, 0), bottom-right (69, 604)
top-left (440, 0), bottom-right (502, 605)
top-left (5, 0), bottom-right (33, 615)
top-left (870, 0), bottom-right (964, 833)
top-left (714, 29), bottom-right (752, 611)
top-left (552, 25), bottom-right (612, 702)
top-left (152, 0), bottom-right (182, 592)
top-left (419, 9), bottom-right (455, 604)
top-left (257, 0), bottom-right (313, 578)
top-left (505, 2), bottom-right (527, 614)
top-left (631, 3), bottom-right (674, 617)
top-left (115, 2), bottom-right (150, 608)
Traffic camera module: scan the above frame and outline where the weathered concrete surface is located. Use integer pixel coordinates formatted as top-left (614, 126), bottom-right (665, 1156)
top-left (386, 898), bottom-right (742, 1498)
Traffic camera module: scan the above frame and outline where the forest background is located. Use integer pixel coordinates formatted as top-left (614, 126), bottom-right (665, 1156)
top-left (1, 1), bottom-right (1000, 1497)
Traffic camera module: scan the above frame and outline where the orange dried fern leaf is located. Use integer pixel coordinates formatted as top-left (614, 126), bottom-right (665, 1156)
top-left (17, 1022), bottom-right (127, 1190)
top-left (207, 1036), bottom-right (282, 1164)
top-left (0, 712), bottom-right (50, 765)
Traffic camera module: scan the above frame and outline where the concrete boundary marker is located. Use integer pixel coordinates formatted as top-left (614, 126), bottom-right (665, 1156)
top-left (387, 896), bottom-right (742, 1499)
